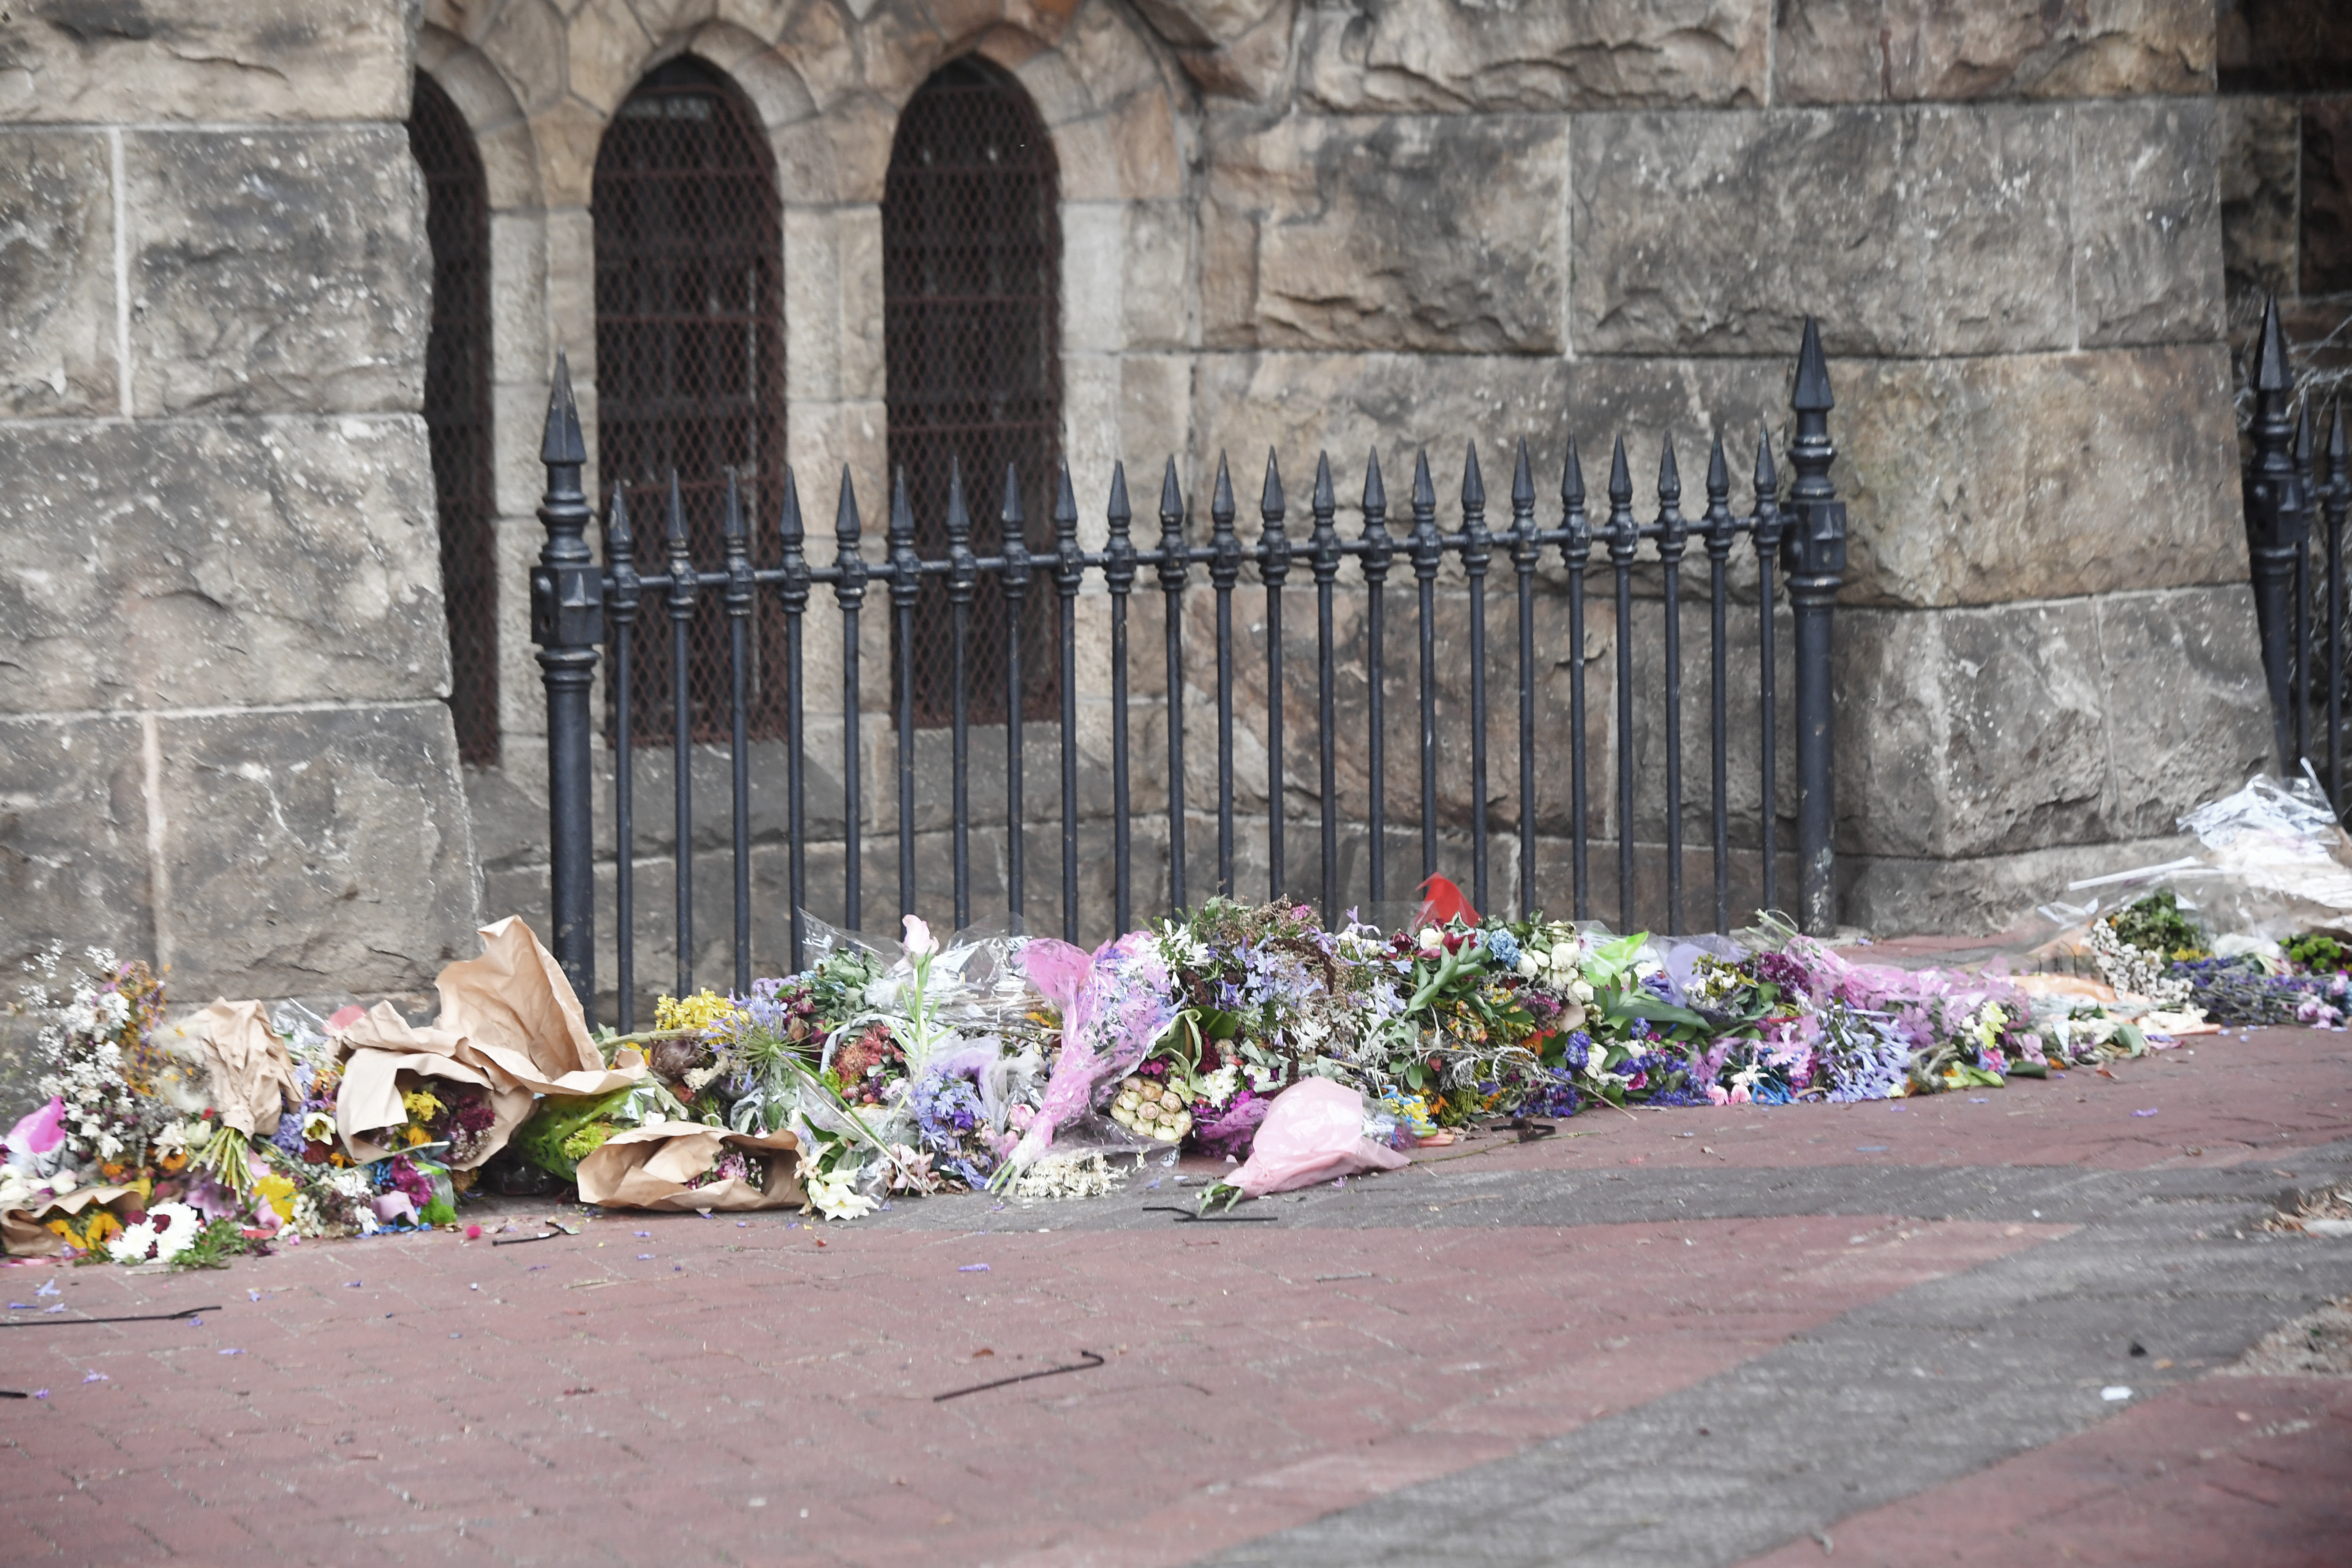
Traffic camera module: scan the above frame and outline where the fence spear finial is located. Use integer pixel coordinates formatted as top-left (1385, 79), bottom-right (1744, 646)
top-left (1707, 432), bottom-right (1730, 501)
top-left (1363, 446), bottom-right (1386, 514)
top-left (1561, 435), bottom-right (1584, 509)
top-left (1608, 435), bottom-right (1632, 507)
top-left (2255, 292), bottom-right (2292, 393)
top-left (542, 349), bottom-right (585, 467)
top-left (607, 481), bottom-right (634, 555)
top-left (1158, 455), bottom-right (1183, 523)
top-left (1461, 440), bottom-right (1485, 510)
top-left (1107, 459), bottom-right (1131, 531)
top-left (1312, 450), bottom-right (1335, 514)
top-left (836, 463), bottom-right (862, 544)
top-left (1511, 438), bottom-right (1534, 509)
top-left (1260, 447), bottom-right (1284, 517)
top-left (778, 465), bottom-right (802, 548)
top-left (1211, 450), bottom-right (1235, 525)
top-left (1753, 422), bottom-right (1777, 497)
top-left (1792, 316), bottom-right (1833, 412)
top-left (666, 468), bottom-right (688, 550)
top-left (1411, 447), bottom-right (1435, 512)
top-left (1656, 434), bottom-right (1681, 505)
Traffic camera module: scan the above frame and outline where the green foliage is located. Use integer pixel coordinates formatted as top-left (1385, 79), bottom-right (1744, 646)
top-left (2105, 890), bottom-right (2205, 959)
top-left (168, 1216), bottom-right (262, 1271)
top-left (2286, 932), bottom-right (2349, 972)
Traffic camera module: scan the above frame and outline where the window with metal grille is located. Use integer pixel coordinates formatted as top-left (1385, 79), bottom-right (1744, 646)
top-left (593, 56), bottom-right (788, 744)
top-left (409, 72), bottom-right (500, 767)
top-left (884, 56), bottom-right (1063, 727)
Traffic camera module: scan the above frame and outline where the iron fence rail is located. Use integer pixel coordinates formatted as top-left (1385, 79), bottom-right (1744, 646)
top-left (531, 321), bottom-right (1850, 1024)
top-left (2244, 294), bottom-right (2352, 806)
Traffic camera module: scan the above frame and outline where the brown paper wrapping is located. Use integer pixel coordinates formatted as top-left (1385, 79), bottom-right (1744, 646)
top-left (334, 917), bottom-right (643, 1167)
top-left (184, 999), bottom-right (296, 1136)
top-left (334, 1009), bottom-right (536, 1169)
top-left (573, 1121), bottom-right (804, 1212)
top-left (1, 1183), bottom-right (136, 1258)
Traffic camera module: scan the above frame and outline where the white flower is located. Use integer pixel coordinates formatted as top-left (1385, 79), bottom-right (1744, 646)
top-left (807, 1167), bottom-right (878, 1221)
top-left (1516, 954), bottom-right (1540, 980)
top-left (109, 1221), bottom-right (159, 1263)
top-left (1416, 927), bottom-right (1442, 953)
top-left (902, 914), bottom-right (938, 959)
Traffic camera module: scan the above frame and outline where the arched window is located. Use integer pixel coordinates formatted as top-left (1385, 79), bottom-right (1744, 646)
top-left (593, 57), bottom-right (787, 742)
top-left (409, 72), bottom-right (498, 766)
top-left (884, 56), bottom-right (1062, 726)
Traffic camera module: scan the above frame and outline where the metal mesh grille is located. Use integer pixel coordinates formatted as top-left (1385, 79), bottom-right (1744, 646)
top-left (884, 57), bottom-right (1063, 727)
top-left (593, 57), bottom-right (788, 744)
top-left (409, 73), bottom-right (500, 767)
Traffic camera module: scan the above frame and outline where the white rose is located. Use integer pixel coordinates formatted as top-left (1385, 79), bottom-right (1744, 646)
top-left (1516, 954), bottom-right (1540, 979)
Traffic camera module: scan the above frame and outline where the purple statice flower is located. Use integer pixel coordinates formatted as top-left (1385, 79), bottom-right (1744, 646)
top-left (910, 1068), bottom-right (992, 1189)
top-left (1518, 1070), bottom-right (1579, 1119)
top-left (1560, 1031), bottom-right (1593, 1073)
top-left (1753, 951), bottom-right (1810, 1001)
top-left (1193, 1089), bottom-right (1269, 1159)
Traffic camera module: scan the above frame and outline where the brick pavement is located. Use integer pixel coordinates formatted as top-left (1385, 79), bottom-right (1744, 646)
top-left (3, 1024), bottom-right (2350, 1567)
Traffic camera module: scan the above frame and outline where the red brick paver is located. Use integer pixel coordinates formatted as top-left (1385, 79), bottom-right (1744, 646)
top-left (3, 1214), bottom-right (2052, 1566)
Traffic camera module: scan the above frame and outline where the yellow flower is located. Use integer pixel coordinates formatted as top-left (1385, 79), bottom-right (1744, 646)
top-left (252, 1171), bottom-right (297, 1222)
top-left (656, 989), bottom-right (740, 1034)
top-left (404, 1125), bottom-right (431, 1147)
top-left (400, 1086), bottom-right (446, 1124)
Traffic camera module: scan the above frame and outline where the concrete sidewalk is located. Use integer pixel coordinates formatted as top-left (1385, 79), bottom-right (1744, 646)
top-left (4, 1025), bottom-right (2349, 1566)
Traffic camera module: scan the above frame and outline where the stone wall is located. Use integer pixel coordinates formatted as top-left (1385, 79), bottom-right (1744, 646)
top-left (0, 1), bottom-right (481, 1030)
top-left (418, 0), bottom-right (2270, 975)
top-left (0, 0), bottom-right (2281, 1060)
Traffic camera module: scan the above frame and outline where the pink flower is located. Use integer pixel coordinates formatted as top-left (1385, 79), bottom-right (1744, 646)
top-left (5, 1097), bottom-right (65, 1157)
top-left (902, 915), bottom-right (938, 959)
top-left (1706, 1085), bottom-right (1730, 1106)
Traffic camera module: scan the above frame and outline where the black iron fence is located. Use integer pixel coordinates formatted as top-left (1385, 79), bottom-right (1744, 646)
top-left (2244, 294), bottom-right (2352, 810)
top-left (530, 321), bottom-right (1850, 1024)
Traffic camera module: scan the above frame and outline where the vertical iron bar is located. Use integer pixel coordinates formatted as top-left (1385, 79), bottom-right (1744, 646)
top-left (834, 468), bottom-right (867, 934)
top-left (779, 471), bottom-right (809, 972)
top-left (2296, 409), bottom-right (2314, 773)
top-left (663, 472), bottom-right (696, 997)
top-left (607, 487), bottom-right (639, 1026)
top-left (1655, 440), bottom-right (1687, 935)
top-left (1211, 455), bottom-right (1240, 898)
top-left (2329, 406), bottom-right (2348, 816)
top-left (1606, 438), bottom-right (1638, 934)
top-left (1703, 438), bottom-right (1733, 933)
top-left (1310, 455), bottom-right (1341, 922)
top-left (1361, 452), bottom-right (1392, 906)
top-left (1461, 444), bottom-right (1492, 917)
top-left (945, 461), bottom-right (976, 930)
top-left (1260, 452), bottom-right (1290, 904)
top-left (1751, 428), bottom-right (1783, 919)
top-left (1001, 465), bottom-right (1029, 921)
top-left (1783, 318), bottom-right (1848, 936)
top-left (2244, 295), bottom-right (2308, 775)
top-left (1561, 441), bottom-right (1592, 921)
top-left (723, 470), bottom-right (753, 994)
top-left (1055, 463), bottom-right (1083, 942)
top-left (1410, 451), bottom-right (1442, 892)
top-left (1511, 442), bottom-right (1538, 920)
top-left (529, 354), bottom-right (599, 1015)
top-left (889, 469), bottom-right (920, 927)
top-left (1106, 464), bottom-right (1136, 934)
top-left (1157, 460), bottom-right (1189, 913)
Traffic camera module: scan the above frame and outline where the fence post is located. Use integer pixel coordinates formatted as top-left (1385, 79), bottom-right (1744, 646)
top-left (529, 354), bottom-right (601, 1011)
top-left (2244, 294), bottom-right (2308, 773)
top-left (1781, 319), bottom-right (1846, 936)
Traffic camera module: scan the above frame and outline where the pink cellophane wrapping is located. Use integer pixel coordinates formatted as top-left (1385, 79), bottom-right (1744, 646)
top-left (1007, 931), bottom-right (1177, 1170)
top-left (1228, 1078), bottom-right (1409, 1198)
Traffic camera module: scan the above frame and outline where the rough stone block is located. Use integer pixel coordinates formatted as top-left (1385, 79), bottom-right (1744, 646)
top-left (1840, 834), bottom-right (2197, 937)
top-left (155, 705), bottom-right (480, 998)
top-left (1833, 345), bottom-right (2243, 608)
top-left (1572, 105), bottom-right (2072, 357)
top-left (1204, 112), bottom-right (1568, 354)
top-left (0, 715), bottom-right (155, 980)
top-left (2304, 98), bottom-right (2352, 297)
top-left (1774, 0), bottom-right (2213, 104)
top-left (0, 1), bottom-right (416, 123)
top-left (124, 127), bottom-right (428, 417)
top-left (2220, 95), bottom-right (2298, 304)
top-left (1833, 586), bottom-right (2269, 864)
top-left (0, 416), bottom-right (450, 713)
top-left (1301, 0), bottom-right (1764, 113)
top-left (0, 129), bottom-right (115, 417)
top-left (2094, 583), bottom-right (2273, 839)
top-left (2074, 98), bottom-right (2223, 347)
